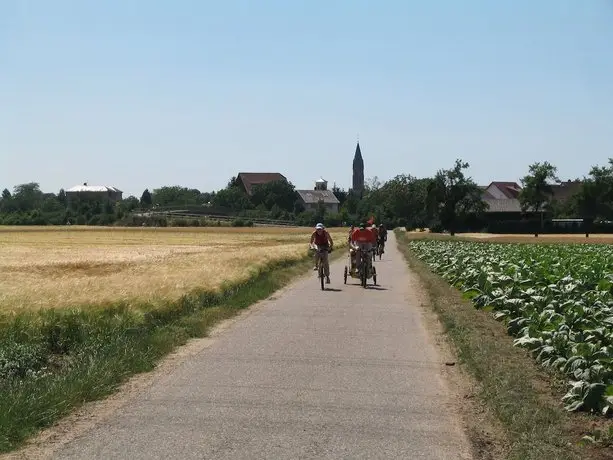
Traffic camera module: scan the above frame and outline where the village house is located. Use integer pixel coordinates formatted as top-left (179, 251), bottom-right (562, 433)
top-left (480, 181), bottom-right (524, 219)
top-left (480, 179), bottom-right (583, 219)
top-left (296, 178), bottom-right (341, 214)
top-left (235, 172), bottom-right (288, 196)
top-left (65, 183), bottom-right (123, 205)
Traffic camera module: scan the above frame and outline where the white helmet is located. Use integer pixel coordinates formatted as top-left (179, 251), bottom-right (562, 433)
top-left (315, 223), bottom-right (324, 229)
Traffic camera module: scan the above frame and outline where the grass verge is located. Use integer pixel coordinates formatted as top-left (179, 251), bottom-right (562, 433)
top-left (395, 230), bottom-right (612, 460)
top-left (0, 248), bottom-right (344, 454)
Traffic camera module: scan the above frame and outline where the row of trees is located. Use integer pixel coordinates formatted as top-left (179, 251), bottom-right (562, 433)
top-left (2, 158), bottom-right (613, 231)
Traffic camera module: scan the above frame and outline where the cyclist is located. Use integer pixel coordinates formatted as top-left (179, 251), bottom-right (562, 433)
top-left (379, 223), bottom-right (388, 240)
top-left (350, 223), bottom-right (376, 273)
top-left (371, 223), bottom-right (379, 243)
top-left (310, 223), bottom-right (334, 283)
top-left (378, 223), bottom-right (387, 253)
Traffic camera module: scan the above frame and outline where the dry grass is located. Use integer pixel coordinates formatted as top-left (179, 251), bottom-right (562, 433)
top-left (0, 226), bottom-right (346, 312)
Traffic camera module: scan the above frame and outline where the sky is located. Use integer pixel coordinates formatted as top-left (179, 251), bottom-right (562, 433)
top-left (1, 0), bottom-right (613, 198)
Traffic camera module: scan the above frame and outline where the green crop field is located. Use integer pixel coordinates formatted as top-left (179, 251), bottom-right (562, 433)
top-left (407, 239), bottom-right (613, 415)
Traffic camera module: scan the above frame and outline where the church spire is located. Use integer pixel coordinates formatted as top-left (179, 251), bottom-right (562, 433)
top-left (352, 141), bottom-right (364, 195)
top-left (353, 141), bottom-right (363, 163)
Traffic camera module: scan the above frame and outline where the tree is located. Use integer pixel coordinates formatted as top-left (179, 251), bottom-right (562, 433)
top-left (12, 182), bottom-right (44, 212)
top-left (200, 191), bottom-right (215, 204)
top-left (429, 159), bottom-right (485, 235)
top-left (371, 175), bottom-right (434, 229)
top-left (331, 184), bottom-right (347, 207)
top-left (104, 200), bottom-right (114, 215)
top-left (0, 188), bottom-right (12, 213)
top-left (250, 179), bottom-right (298, 212)
top-left (58, 189), bottom-right (67, 206)
top-left (123, 196), bottom-right (141, 211)
top-left (212, 186), bottom-right (252, 211)
top-left (519, 162), bottom-right (559, 232)
top-left (342, 190), bottom-right (361, 216)
top-left (140, 189), bottom-right (152, 208)
top-left (151, 186), bottom-right (203, 207)
top-left (364, 176), bottom-right (382, 193)
top-left (227, 176), bottom-right (242, 189)
top-left (575, 159), bottom-right (613, 221)
top-left (41, 195), bottom-right (63, 213)
top-left (293, 199), bottom-right (305, 214)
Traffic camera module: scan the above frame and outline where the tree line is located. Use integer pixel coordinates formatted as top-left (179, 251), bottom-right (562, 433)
top-left (2, 158), bottom-right (613, 232)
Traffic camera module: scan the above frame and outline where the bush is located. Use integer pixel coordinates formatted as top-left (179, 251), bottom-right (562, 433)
top-left (231, 218), bottom-right (254, 227)
top-left (87, 215), bottom-right (101, 225)
top-left (170, 218), bottom-right (188, 227)
top-left (429, 222), bottom-right (445, 233)
top-left (0, 342), bottom-right (48, 381)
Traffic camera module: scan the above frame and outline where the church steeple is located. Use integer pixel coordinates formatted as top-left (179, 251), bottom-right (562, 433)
top-left (352, 141), bottom-right (364, 195)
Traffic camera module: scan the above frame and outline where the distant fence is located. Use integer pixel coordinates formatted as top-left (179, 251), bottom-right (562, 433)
top-left (134, 210), bottom-right (300, 228)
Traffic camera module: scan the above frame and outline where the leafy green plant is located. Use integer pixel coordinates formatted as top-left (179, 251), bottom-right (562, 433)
top-left (408, 239), bottom-right (613, 415)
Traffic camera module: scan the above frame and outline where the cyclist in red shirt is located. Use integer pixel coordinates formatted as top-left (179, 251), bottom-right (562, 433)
top-left (350, 223), bottom-right (376, 272)
top-left (310, 223), bottom-right (334, 283)
top-left (371, 224), bottom-right (379, 242)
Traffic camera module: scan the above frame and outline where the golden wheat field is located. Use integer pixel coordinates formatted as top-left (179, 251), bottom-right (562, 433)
top-left (0, 226), bottom-right (347, 312)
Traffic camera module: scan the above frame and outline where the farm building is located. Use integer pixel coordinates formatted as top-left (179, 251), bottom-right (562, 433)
top-left (550, 180), bottom-right (583, 202)
top-left (236, 172), bottom-right (288, 196)
top-left (481, 181), bottom-right (524, 220)
top-left (65, 183), bottom-right (123, 204)
top-left (296, 178), bottom-right (341, 214)
top-left (480, 180), bottom-right (583, 219)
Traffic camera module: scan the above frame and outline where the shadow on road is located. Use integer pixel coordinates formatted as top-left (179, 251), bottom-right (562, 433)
top-left (340, 283), bottom-right (388, 291)
top-left (366, 286), bottom-right (388, 291)
top-left (324, 288), bottom-right (343, 292)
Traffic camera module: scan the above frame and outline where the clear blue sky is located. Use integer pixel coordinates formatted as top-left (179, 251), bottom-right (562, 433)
top-left (2, 0), bottom-right (613, 198)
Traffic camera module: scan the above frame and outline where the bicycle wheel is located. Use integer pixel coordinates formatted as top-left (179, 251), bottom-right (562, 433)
top-left (319, 260), bottom-right (325, 290)
top-left (361, 260), bottom-right (367, 287)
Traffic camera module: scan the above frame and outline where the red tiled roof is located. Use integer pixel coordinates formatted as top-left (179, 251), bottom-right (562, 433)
top-left (237, 172), bottom-right (287, 195)
top-left (488, 181), bottom-right (522, 199)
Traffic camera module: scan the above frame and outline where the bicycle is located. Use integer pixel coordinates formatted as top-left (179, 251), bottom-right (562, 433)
top-left (359, 247), bottom-right (377, 288)
top-left (311, 244), bottom-right (332, 290)
top-left (376, 239), bottom-right (385, 260)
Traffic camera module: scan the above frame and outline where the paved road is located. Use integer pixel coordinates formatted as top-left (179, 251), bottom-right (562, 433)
top-left (52, 234), bottom-right (473, 459)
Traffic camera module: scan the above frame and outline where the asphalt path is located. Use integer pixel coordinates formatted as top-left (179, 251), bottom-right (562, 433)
top-left (50, 233), bottom-right (473, 459)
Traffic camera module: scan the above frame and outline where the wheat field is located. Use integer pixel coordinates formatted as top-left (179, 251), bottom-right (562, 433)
top-left (0, 226), bottom-right (347, 312)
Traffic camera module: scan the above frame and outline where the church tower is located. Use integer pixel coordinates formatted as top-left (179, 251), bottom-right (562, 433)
top-left (352, 141), bottom-right (364, 195)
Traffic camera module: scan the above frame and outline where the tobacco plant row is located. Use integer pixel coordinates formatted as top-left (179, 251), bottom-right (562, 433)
top-left (408, 239), bottom-right (613, 415)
